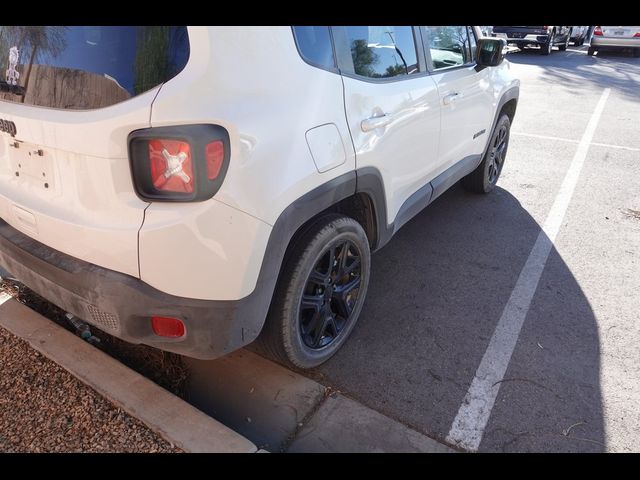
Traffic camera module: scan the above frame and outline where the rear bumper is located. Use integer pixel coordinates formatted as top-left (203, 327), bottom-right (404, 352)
top-left (494, 33), bottom-right (551, 45)
top-left (0, 219), bottom-right (258, 359)
top-left (591, 37), bottom-right (640, 48)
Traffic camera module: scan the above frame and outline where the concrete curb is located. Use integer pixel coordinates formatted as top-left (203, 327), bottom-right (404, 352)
top-left (288, 393), bottom-right (454, 453)
top-left (0, 294), bottom-right (258, 453)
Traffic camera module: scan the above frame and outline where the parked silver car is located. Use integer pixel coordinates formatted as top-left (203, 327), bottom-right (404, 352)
top-left (589, 26), bottom-right (640, 56)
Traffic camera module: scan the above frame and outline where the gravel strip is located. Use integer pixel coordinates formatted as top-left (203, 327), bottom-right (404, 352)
top-left (0, 326), bottom-right (183, 453)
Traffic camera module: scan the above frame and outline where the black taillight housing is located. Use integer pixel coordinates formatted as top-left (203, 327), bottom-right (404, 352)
top-left (128, 124), bottom-right (230, 202)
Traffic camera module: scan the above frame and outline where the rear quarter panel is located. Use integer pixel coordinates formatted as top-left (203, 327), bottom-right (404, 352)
top-left (140, 27), bottom-right (355, 300)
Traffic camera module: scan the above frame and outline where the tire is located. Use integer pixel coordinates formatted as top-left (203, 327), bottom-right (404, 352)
top-left (559, 33), bottom-right (570, 51)
top-left (462, 114), bottom-right (511, 194)
top-left (257, 214), bottom-right (371, 369)
top-left (588, 46), bottom-right (597, 56)
top-left (541, 33), bottom-right (554, 55)
top-left (633, 49), bottom-right (640, 58)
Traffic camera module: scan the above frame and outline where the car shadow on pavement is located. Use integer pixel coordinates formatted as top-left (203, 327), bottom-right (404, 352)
top-left (506, 47), bottom-right (640, 100)
top-left (311, 183), bottom-right (605, 452)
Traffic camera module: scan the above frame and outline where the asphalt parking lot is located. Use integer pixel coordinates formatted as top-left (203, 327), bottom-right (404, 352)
top-left (187, 44), bottom-right (640, 452)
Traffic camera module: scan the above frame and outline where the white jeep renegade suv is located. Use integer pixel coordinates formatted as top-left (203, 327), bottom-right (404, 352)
top-left (0, 26), bottom-right (519, 368)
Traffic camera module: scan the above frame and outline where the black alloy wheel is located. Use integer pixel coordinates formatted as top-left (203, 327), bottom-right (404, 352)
top-left (299, 240), bottom-right (362, 350)
top-left (487, 123), bottom-right (509, 185)
top-left (462, 113), bottom-right (511, 194)
top-left (257, 214), bottom-right (371, 369)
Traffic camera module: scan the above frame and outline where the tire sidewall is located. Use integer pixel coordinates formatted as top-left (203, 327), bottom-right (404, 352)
top-left (281, 219), bottom-right (371, 369)
top-left (544, 32), bottom-right (554, 54)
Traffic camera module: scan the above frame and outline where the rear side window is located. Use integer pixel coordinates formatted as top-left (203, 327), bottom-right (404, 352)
top-left (292, 26), bottom-right (335, 70)
top-left (424, 26), bottom-right (473, 70)
top-left (0, 26), bottom-right (189, 110)
top-left (339, 26), bottom-right (419, 80)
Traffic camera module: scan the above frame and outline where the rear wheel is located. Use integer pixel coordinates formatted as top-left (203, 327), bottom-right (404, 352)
top-left (633, 48), bottom-right (640, 57)
top-left (462, 114), bottom-right (511, 194)
top-left (258, 214), bottom-right (371, 369)
top-left (588, 46), bottom-right (597, 56)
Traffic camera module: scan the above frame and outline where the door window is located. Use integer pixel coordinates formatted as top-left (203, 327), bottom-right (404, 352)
top-left (423, 26), bottom-right (473, 70)
top-left (292, 26), bottom-right (336, 70)
top-left (339, 26), bottom-right (419, 79)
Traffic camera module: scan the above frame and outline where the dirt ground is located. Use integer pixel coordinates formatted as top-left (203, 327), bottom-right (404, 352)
top-left (0, 325), bottom-right (182, 453)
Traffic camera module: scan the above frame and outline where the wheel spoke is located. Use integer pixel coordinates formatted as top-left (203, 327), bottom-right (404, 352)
top-left (301, 308), bottom-right (323, 336)
top-left (488, 160), bottom-right (497, 182)
top-left (327, 245), bottom-right (337, 275)
top-left (335, 275), bottom-right (361, 295)
top-left (496, 136), bottom-right (508, 163)
top-left (301, 293), bottom-right (323, 312)
top-left (308, 268), bottom-right (328, 286)
top-left (338, 241), bottom-right (351, 272)
top-left (332, 292), bottom-right (353, 319)
top-left (340, 257), bottom-right (361, 278)
top-left (326, 316), bottom-right (339, 337)
top-left (312, 316), bottom-right (330, 348)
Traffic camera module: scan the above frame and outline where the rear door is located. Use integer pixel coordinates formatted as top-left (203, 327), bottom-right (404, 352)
top-left (0, 26), bottom-right (189, 277)
top-left (334, 26), bottom-right (441, 226)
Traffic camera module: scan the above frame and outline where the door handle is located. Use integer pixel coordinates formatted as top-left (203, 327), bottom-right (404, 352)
top-left (443, 92), bottom-right (462, 105)
top-left (361, 114), bottom-right (393, 132)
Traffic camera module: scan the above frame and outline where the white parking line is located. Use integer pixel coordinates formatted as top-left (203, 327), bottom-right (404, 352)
top-left (0, 292), bottom-right (10, 306)
top-left (590, 142), bottom-right (640, 152)
top-left (512, 132), bottom-right (579, 144)
top-left (512, 131), bottom-right (640, 152)
top-left (446, 88), bottom-right (611, 452)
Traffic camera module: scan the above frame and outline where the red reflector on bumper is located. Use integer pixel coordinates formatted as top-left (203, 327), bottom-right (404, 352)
top-left (151, 316), bottom-right (185, 338)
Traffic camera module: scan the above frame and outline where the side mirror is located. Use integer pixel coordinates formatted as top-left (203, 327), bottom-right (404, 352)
top-left (476, 38), bottom-right (506, 71)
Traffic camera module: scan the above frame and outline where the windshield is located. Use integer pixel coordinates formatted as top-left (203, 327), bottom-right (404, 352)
top-left (0, 26), bottom-right (189, 110)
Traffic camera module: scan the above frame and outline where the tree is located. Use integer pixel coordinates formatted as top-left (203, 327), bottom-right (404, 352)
top-left (19, 26), bottom-right (68, 102)
top-left (351, 39), bottom-right (379, 78)
top-left (133, 26), bottom-right (171, 95)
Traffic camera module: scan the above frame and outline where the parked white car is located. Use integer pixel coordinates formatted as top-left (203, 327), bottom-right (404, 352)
top-left (0, 26), bottom-right (519, 368)
top-left (589, 26), bottom-right (640, 56)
